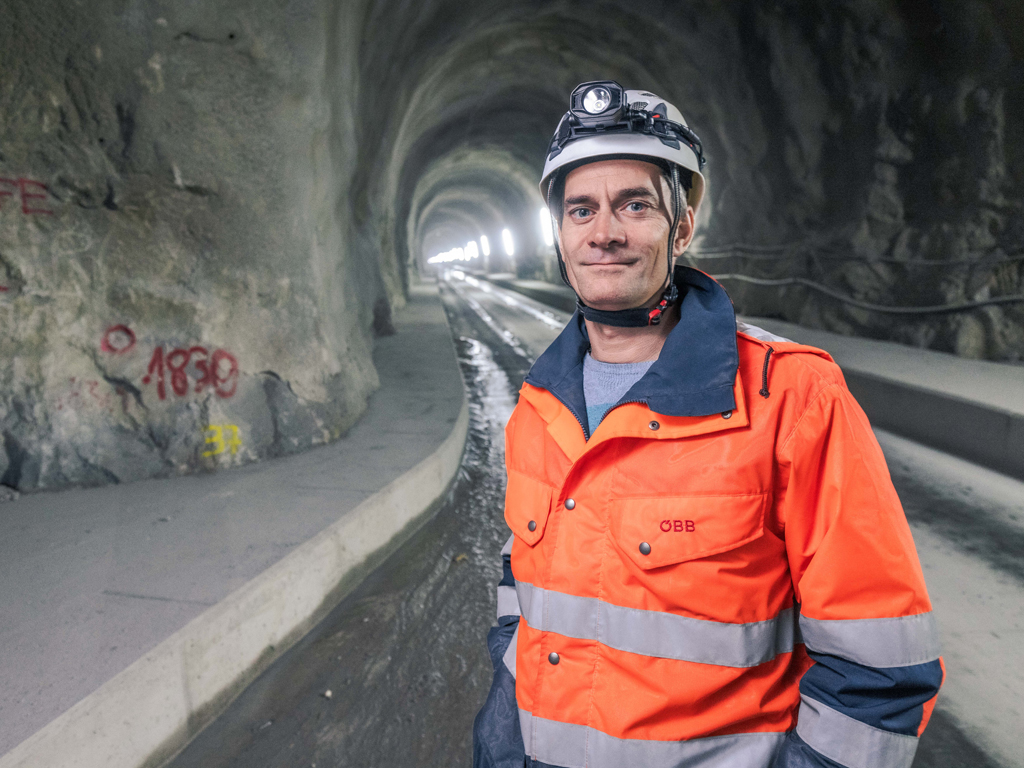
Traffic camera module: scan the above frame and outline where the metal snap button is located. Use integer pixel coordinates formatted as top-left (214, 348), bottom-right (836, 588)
top-left (564, 498), bottom-right (575, 510)
top-left (548, 652), bottom-right (560, 665)
top-left (528, 520), bottom-right (537, 532)
top-left (639, 542), bottom-right (651, 556)
top-left (648, 420), bottom-right (660, 431)
top-left (721, 410), bottom-right (732, 419)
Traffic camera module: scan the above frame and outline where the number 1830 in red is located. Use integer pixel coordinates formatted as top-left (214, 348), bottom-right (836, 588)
top-left (142, 346), bottom-right (239, 400)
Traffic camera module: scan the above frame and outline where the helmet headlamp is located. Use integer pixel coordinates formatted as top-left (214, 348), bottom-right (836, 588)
top-left (582, 86), bottom-right (611, 114)
top-left (554, 80), bottom-right (705, 171)
top-left (569, 80), bottom-right (625, 126)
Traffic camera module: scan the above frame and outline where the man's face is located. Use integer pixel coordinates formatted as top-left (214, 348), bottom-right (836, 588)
top-left (559, 159), bottom-right (694, 311)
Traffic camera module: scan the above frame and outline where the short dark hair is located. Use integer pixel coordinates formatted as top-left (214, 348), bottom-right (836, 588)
top-left (548, 157), bottom-right (692, 223)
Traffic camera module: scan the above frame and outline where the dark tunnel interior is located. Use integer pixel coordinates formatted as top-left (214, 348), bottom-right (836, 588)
top-left (1, 1), bottom-right (1022, 482)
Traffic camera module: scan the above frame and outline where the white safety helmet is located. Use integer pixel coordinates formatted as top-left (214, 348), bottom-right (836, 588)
top-left (539, 80), bottom-right (708, 327)
top-left (540, 80), bottom-right (706, 211)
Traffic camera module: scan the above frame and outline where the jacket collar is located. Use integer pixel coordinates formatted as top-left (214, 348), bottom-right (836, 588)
top-left (524, 266), bottom-right (739, 430)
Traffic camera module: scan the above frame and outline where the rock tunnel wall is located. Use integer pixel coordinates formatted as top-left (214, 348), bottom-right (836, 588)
top-left (1, 0), bottom-right (1021, 492)
top-left (0, 0), bottom-right (387, 491)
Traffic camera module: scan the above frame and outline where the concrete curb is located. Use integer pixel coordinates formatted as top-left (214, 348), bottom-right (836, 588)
top-left (0, 399), bottom-right (469, 768)
top-left (842, 371), bottom-right (1024, 481)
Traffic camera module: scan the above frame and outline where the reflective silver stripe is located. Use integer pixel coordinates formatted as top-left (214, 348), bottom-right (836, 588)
top-left (796, 695), bottom-right (918, 768)
top-left (497, 585), bottom-right (520, 619)
top-left (799, 612), bottom-right (941, 668)
top-left (501, 534), bottom-right (514, 557)
top-left (502, 623), bottom-right (518, 678)
top-left (515, 580), bottom-right (798, 668)
top-left (519, 709), bottom-right (786, 768)
top-left (737, 321), bottom-right (791, 343)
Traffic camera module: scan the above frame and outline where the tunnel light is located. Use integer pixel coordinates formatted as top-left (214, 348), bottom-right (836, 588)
top-left (539, 207), bottom-right (554, 247)
top-left (466, 240), bottom-right (480, 260)
top-left (502, 228), bottom-right (514, 257)
top-left (480, 235), bottom-right (490, 257)
top-left (427, 247), bottom-right (468, 265)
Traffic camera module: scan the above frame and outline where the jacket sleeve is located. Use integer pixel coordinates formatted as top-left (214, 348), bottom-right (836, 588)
top-left (473, 534), bottom-right (525, 768)
top-left (772, 383), bottom-right (944, 768)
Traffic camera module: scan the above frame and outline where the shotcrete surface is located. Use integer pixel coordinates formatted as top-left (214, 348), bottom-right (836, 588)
top-left (0, 283), bottom-right (464, 756)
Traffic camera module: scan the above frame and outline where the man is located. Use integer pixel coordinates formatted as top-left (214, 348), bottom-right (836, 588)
top-left (473, 81), bottom-right (943, 768)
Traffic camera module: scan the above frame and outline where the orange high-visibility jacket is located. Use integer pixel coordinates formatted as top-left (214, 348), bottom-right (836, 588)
top-left (473, 268), bottom-right (943, 768)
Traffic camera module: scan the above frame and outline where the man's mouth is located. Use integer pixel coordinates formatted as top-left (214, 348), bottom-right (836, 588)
top-left (581, 258), bottom-right (639, 268)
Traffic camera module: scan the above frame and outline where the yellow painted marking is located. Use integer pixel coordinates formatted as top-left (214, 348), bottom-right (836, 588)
top-left (224, 424), bottom-right (242, 454)
top-left (202, 425), bottom-right (224, 457)
top-left (203, 424), bottom-right (243, 457)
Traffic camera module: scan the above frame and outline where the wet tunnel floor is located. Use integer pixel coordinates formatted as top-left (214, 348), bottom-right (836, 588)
top-left (167, 280), bottom-right (1006, 768)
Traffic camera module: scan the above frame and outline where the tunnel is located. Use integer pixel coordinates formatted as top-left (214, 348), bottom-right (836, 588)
top-left (1, 2), bottom-right (1024, 768)
top-left (1, 0), bottom-right (1021, 492)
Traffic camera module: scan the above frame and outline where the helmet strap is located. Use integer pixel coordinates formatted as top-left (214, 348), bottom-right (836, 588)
top-left (547, 177), bottom-right (575, 291)
top-left (547, 167), bottom-right (683, 329)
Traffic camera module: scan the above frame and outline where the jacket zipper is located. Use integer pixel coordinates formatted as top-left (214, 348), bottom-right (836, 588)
top-left (585, 398), bottom-right (650, 440)
top-left (601, 398), bottom-right (648, 423)
top-left (533, 383), bottom-right (650, 442)
top-left (528, 381), bottom-right (591, 439)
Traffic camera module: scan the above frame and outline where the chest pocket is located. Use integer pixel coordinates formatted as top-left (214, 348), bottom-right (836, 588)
top-left (504, 469), bottom-right (555, 547)
top-left (610, 493), bottom-right (769, 570)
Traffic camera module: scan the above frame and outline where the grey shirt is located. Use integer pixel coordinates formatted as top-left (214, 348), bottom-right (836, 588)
top-left (582, 352), bottom-right (655, 436)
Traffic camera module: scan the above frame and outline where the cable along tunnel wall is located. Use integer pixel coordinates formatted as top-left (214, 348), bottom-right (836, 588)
top-left (1, 0), bottom-right (1022, 493)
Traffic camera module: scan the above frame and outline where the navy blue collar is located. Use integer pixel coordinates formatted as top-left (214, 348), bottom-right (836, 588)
top-left (524, 267), bottom-right (738, 433)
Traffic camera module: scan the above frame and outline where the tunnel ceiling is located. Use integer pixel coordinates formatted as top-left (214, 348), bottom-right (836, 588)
top-left (361, 3), bottom-right (738, 274)
top-left (355, 0), bottom-right (1023, 360)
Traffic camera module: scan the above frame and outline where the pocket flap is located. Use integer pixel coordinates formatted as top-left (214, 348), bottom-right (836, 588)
top-left (504, 470), bottom-right (555, 546)
top-left (611, 493), bottom-right (768, 570)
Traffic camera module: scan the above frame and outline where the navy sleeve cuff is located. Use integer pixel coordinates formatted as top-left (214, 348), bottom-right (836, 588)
top-left (473, 645), bottom-right (525, 768)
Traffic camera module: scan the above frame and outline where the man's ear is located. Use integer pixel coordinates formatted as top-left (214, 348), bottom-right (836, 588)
top-left (673, 206), bottom-right (696, 257)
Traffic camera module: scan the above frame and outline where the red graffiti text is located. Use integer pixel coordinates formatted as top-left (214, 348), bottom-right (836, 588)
top-left (142, 345), bottom-right (239, 400)
top-left (101, 325), bottom-right (137, 354)
top-left (0, 178), bottom-right (53, 215)
top-left (57, 377), bottom-right (130, 415)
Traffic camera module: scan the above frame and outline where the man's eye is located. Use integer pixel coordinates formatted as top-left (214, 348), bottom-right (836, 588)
top-left (627, 202), bottom-right (647, 212)
top-left (572, 208), bottom-right (593, 219)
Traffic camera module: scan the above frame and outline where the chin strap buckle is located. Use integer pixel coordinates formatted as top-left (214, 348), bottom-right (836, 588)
top-left (647, 283), bottom-right (679, 326)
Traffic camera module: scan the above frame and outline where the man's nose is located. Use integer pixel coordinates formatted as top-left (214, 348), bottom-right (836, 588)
top-left (589, 207), bottom-right (626, 249)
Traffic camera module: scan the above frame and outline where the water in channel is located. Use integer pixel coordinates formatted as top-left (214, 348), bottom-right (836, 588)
top-left (168, 283), bottom-right (528, 767)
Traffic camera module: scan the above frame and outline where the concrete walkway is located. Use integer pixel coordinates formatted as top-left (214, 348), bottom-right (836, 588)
top-left (480, 273), bottom-right (1024, 480)
top-left (0, 282), bottom-right (467, 767)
